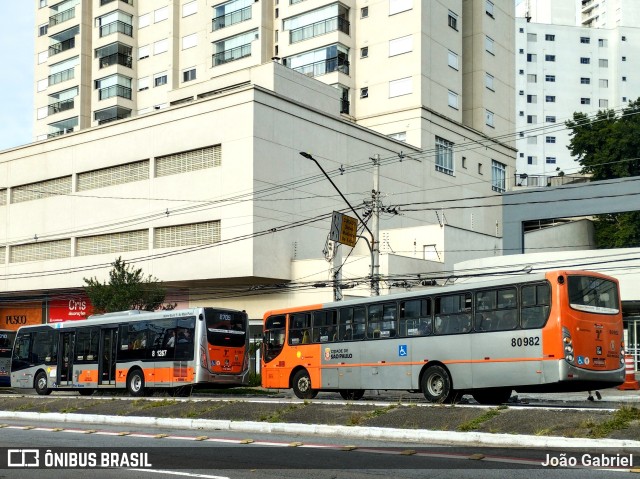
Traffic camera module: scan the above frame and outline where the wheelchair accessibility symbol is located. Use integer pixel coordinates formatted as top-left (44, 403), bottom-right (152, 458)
top-left (398, 345), bottom-right (408, 357)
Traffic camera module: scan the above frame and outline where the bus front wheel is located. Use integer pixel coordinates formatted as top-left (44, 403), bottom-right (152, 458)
top-left (292, 370), bottom-right (318, 400)
top-left (127, 370), bottom-right (145, 397)
top-left (421, 365), bottom-right (453, 403)
top-left (34, 371), bottom-right (52, 396)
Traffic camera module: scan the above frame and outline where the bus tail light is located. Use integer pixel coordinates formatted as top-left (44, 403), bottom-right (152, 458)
top-left (200, 347), bottom-right (208, 371)
top-left (562, 327), bottom-right (574, 364)
top-left (621, 341), bottom-right (625, 366)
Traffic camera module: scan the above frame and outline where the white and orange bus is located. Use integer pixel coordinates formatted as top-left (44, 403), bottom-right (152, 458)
top-left (11, 307), bottom-right (249, 396)
top-left (0, 330), bottom-right (16, 387)
top-left (261, 270), bottom-right (625, 404)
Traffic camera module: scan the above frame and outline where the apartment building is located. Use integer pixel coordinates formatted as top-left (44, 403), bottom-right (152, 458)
top-left (515, 0), bottom-right (640, 184)
top-left (34, 0), bottom-right (515, 145)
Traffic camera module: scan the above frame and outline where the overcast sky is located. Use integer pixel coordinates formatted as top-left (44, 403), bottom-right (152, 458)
top-left (0, 2), bottom-right (34, 151)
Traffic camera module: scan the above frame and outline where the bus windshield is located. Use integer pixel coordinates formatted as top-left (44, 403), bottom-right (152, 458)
top-left (204, 309), bottom-right (247, 347)
top-left (568, 275), bottom-right (620, 315)
top-left (0, 331), bottom-right (16, 358)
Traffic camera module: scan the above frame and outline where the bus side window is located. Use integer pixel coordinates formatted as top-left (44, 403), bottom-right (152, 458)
top-left (353, 307), bottom-right (366, 340)
top-left (521, 283), bottom-right (551, 329)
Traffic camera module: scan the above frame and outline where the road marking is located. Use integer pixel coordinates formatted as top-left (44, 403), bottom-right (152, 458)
top-left (130, 469), bottom-right (229, 479)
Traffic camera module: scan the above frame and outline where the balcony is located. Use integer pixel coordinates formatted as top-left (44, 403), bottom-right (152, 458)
top-left (100, 0), bottom-right (133, 5)
top-left (47, 128), bottom-right (74, 138)
top-left (212, 6), bottom-right (252, 31)
top-left (290, 16), bottom-right (350, 44)
top-left (48, 68), bottom-right (75, 86)
top-left (49, 37), bottom-right (75, 56)
top-left (95, 106), bottom-right (132, 125)
top-left (98, 84), bottom-right (132, 100)
top-left (99, 52), bottom-right (133, 69)
top-left (212, 43), bottom-right (251, 66)
top-left (48, 98), bottom-right (75, 116)
top-left (100, 20), bottom-right (133, 38)
top-left (291, 56), bottom-right (349, 77)
top-left (49, 7), bottom-right (75, 27)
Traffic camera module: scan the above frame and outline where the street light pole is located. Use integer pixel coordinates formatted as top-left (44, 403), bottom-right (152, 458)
top-left (300, 152), bottom-right (378, 296)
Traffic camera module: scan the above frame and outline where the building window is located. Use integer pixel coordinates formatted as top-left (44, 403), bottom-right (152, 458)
top-left (545, 34), bottom-right (555, 41)
top-left (389, 77), bottom-right (412, 97)
top-left (388, 132), bottom-right (406, 142)
top-left (527, 115), bottom-right (537, 124)
top-left (448, 90), bottom-right (458, 109)
top-left (448, 10), bottom-right (458, 30)
top-left (519, 27), bottom-right (524, 33)
top-left (545, 157), bottom-right (556, 164)
top-left (389, 0), bottom-right (412, 16)
top-left (485, 110), bottom-right (494, 127)
top-left (622, 76), bottom-right (627, 82)
top-left (545, 54), bottom-right (555, 62)
top-left (138, 45), bottom-right (150, 60)
top-left (182, 33), bottom-right (198, 50)
top-left (598, 38), bottom-right (608, 47)
top-left (478, 163), bottom-right (483, 175)
top-left (156, 145), bottom-right (222, 177)
top-left (485, 0), bottom-right (494, 17)
top-left (581, 98), bottom-right (591, 105)
top-left (95, 74), bottom-right (132, 100)
top-left (485, 35), bottom-right (495, 55)
top-left (527, 74), bottom-right (537, 83)
top-left (545, 96), bottom-right (555, 103)
top-left (155, 6), bottom-right (169, 23)
top-left (580, 36), bottom-right (590, 44)
top-left (580, 77), bottom-right (590, 84)
top-left (212, 0), bottom-right (253, 31)
top-left (96, 10), bottom-right (133, 37)
top-left (491, 160), bottom-right (506, 193)
top-left (545, 115), bottom-right (556, 123)
top-left (78, 160), bottom-right (147, 191)
top-left (580, 57), bottom-right (590, 64)
top-left (527, 33), bottom-right (537, 42)
top-left (599, 99), bottom-right (608, 108)
top-left (361, 6), bottom-right (368, 18)
top-left (527, 53), bottom-right (536, 62)
top-left (435, 136), bottom-right (454, 175)
top-left (519, 111), bottom-right (524, 116)
top-left (527, 136), bottom-right (537, 145)
top-left (599, 59), bottom-right (608, 67)
top-left (519, 69), bottom-right (524, 75)
top-left (519, 49), bottom-right (524, 54)
top-left (622, 56), bottom-right (627, 61)
top-left (623, 97), bottom-right (628, 102)
top-left (39, 23), bottom-right (49, 36)
top-left (519, 90), bottom-right (524, 95)
top-left (360, 87), bottom-right (368, 98)
top-left (485, 73), bottom-right (494, 91)
top-left (599, 79), bottom-right (608, 88)
top-left (154, 39), bottom-right (169, 55)
top-left (154, 72), bottom-right (168, 87)
top-left (448, 50), bottom-right (459, 70)
top-left (622, 36), bottom-right (626, 41)
top-left (527, 156), bottom-right (536, 165)
top-left (183, 1), bottom-right (198, 17)
top-left (389, 35), bottom-right (413, 56)
top-left (360, 47), bottom-right (368, 58)
top-left (546, 136), bottom-right (556, 143)
top-left (182, 68), bottom-right (196, 82)
top-left (545, 75), bottom-right (555, 82)
top-left (526, 94), bottom-right (537, 104)
top-left (213, 29), bottom-right (257, 66)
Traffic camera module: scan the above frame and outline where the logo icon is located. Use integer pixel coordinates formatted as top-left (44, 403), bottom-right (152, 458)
top-left (398, 345), bottom-right (407, 357)
top-left (8, 449), bottom-right (39, 468)
top-left (324, 348), bottom-right (331, 361)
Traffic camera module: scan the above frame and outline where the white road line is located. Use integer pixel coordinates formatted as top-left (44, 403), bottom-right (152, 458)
top-left (129, 469), bottom-right (229, 478)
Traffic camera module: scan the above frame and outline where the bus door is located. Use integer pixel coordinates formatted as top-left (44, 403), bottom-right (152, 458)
top-left (57, 331), bottom-right (75, 387)
top-left (98, 327), bottom-right (118, 386)
top-left (173, 317), bottom-right (196, 387)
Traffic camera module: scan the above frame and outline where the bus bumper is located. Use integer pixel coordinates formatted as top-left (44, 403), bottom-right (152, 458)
top-left (197, 369), bottom-right (251, 387)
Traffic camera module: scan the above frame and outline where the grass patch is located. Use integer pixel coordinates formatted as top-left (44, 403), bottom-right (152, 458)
top-left (345, 405), bottom-right (397, 427)
top-left (587, 407), bottom-right (640, 438)
top-left (260, 403), bottom-right (305, 423)
top-left (457, 408), bottom-right (502, 432)
top-left (197, 387), bottom-right (273, 396)
top-left (534, 428), bottom-right (554, 436)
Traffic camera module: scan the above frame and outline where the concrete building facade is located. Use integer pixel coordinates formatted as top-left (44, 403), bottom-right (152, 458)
top-left (514, 0), bottom-right (640, 184)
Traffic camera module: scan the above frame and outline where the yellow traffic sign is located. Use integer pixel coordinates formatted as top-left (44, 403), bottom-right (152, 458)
top-left (330, 212), bottom-right (358, 247)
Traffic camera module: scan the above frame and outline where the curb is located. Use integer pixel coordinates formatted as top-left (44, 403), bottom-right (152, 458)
top-left (2, 411), bottom-right (640, 451)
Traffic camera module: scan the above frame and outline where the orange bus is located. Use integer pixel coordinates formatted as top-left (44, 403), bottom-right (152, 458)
top-left (261, 270), bottom-right (625, 404)
top-left (11, 307), bottom-right (249, 396)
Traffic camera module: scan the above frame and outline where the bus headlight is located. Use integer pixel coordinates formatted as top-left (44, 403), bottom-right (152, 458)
top-left (566, 354), bottom-right (574, 362)
top-left (565, 345), bottom-right (573, 354)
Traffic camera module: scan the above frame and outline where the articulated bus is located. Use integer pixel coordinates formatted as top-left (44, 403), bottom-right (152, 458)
top-left (262, 270), bottom-right (625, 404)
top-left (0, 330), bottom-right (16, 386)
top-left (11, 307), bottom-right (249, 396)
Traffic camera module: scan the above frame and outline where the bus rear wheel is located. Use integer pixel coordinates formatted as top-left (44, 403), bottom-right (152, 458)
top-left (472, 388), bottom-right (512, 405)
top-left (339, 389), bottom-right (365, 400)
top-left (292, 370), bottom-right (318, 399)
top-left (421, 365), bottom-right (453, 403)
top-left (127, 370), bottom-right (145, 397)
top-left (34, 371), bottom-right (52, 396)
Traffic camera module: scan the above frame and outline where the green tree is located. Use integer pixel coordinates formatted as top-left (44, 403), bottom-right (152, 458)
top-left (83, 257), bottom-right (172, 314)
top-left (566, 98), bottom-right (640, 248)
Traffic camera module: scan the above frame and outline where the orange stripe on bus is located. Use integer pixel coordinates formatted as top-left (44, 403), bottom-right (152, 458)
top-left (319, 357), bottom-right (553, 369)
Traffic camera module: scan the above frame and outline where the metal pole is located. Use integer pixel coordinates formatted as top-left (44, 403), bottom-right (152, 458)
top-left (300, 152), bottom-right (377, 296)
top-left (371, 155), bottom-right (380, 296)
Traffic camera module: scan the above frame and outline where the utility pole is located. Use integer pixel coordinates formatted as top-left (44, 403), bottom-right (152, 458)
top-left (371, 154), bottom-right (380, 296)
